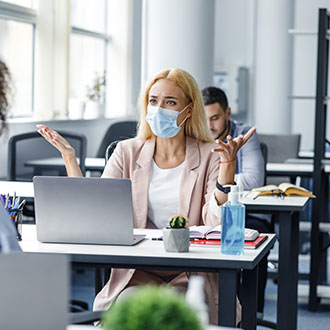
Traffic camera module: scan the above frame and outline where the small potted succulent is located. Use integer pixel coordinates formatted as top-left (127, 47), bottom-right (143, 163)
top-left (102, 285), bottom-right (202, 330)
top-left (163, 214), bottom-right (189, 252)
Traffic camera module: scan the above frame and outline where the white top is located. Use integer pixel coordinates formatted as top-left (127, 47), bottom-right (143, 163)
top-left (147, 159), bottom-right (185, 228)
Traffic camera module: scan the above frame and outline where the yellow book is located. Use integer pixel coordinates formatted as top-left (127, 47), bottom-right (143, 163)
top-left (252, 183), bottom-right (316, 198)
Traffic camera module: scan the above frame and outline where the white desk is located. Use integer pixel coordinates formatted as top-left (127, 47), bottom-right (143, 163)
top-left (298, 150), bottom-right (330, 159)
top-left (24, 157), bottom-right (105, 173)
top-left (285, 157), bottom-right (330, 165)
top-left (6, 180), bottom-right (303, 329)
top-left (242, 193), bottom-right (310, 211)
top-left (20, 225), bottom-right (275, 330)
top-left (0, 180), bottom-right (34, 201)
top-left (266, 162), bottom-right (330, 176)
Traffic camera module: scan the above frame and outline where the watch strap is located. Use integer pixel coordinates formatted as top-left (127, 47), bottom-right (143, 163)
top-left (216, 181), bottom-right (236, 194)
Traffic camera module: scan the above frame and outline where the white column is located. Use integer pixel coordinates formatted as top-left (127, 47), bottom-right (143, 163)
top-left (254, 0), bottom-right (294, 133)
top-left (142, 0), bottom-right (215, 89)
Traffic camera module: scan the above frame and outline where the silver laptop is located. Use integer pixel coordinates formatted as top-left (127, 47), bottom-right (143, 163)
top-left (0, 253), bottom-right (68, 330)
top-left (33, 176), bottom-right (145, 245)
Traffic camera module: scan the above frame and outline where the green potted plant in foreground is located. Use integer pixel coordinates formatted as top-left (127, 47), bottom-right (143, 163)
top-left (102, 285), bottom-right (202, 330)
top-left (163, 214), bottom-right (189, 252)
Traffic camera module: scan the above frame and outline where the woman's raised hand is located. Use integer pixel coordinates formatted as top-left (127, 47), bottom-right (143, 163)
top-left (37, 124), bottom-right (75, 159)
top-left (37, 124), bottom-right (83, 177)
top-left (211, 126), bottom-right (256, 162)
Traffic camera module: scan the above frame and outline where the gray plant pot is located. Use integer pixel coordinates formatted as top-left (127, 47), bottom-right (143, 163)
top-left (162, 227), bottom-right (190, 252)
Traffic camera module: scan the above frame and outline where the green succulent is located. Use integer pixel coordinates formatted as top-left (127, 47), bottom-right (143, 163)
top-left (168, 214), bottom-right (187, 228)
top-left (101, 285), bottom-right (202, 330)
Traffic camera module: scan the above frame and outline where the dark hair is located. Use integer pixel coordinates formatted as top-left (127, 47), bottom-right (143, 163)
top-left (201, 86), bottom-right (228, 112)
top-left (0, 60), bottom-right (11, 136)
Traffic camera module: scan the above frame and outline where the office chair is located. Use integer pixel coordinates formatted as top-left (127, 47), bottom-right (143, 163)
top-left (258, 133), bottom-right (301, 163)
top-left (259, 142), bottom-right (268, 186)
top-left (96, 120), bottom-right (137, 158)
top-left (258, 133), bottom-right (301, 185)
top-left (8, 130), bottom-right (87, 181)
top-left (7, 130), bottom-right (87, 218)
top-left (105, 140), bottom-right (121, 162)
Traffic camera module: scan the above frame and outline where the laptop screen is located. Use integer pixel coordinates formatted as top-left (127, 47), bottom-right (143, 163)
top-left (0, 253), bottom-right (69, 330)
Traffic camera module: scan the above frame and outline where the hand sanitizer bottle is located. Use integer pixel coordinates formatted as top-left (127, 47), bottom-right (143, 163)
top-left (185, 276), bottom-right (209, 329)
top-left (221, 185), bottom-right (245, 255)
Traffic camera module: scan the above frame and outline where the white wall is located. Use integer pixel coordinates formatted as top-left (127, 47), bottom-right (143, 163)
top-left (142, 0), bottom-right (215, 89)
top-left (214, 0), bottom-right (330, 150)
top-left (213, 0), bottom-right (255, 123)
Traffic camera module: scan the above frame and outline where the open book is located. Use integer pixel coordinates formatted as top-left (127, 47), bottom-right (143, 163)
top-left (189, 225), bottom-right (259, 241)
top-left (252, 183), bottom-right (315, 198)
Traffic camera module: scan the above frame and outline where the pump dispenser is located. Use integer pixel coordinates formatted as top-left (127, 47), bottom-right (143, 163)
top-left (236, 175), bottom-right (244, 202)
top-left (221, 185), bottom-right (245, 255)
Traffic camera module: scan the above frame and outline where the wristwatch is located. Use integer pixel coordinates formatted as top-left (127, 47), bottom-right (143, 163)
top-left (216, 181), bottom-right (236, 194)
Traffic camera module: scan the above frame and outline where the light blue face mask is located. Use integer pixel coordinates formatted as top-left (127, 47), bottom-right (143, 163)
top-left (145, 104), bottom-right (189, 138)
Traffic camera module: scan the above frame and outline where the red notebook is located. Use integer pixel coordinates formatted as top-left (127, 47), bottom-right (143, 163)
top-left (189, 235), bottom-right (268, 249)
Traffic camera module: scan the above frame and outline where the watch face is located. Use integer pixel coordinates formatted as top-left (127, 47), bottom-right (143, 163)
top-left (223, 187), bottom-right (231, 194)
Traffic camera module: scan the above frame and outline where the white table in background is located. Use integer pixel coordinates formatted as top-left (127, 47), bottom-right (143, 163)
top-left (298, 150), bottom-right (330, 159)
top-left (0, 180), bottom-right (34, 202)
top-left (24, 157), bottom-right (105, 173)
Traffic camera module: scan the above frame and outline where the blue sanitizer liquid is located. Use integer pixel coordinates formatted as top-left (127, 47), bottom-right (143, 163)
top-left (221, 188), bottom-right (245, 255)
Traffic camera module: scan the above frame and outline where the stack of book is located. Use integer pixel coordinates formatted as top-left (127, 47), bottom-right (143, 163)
top-left (189, 225), bottom-right (268, 249)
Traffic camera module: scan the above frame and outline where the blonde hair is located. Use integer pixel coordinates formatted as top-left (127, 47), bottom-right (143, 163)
top-left (137, 68), bottom-right (214, 143)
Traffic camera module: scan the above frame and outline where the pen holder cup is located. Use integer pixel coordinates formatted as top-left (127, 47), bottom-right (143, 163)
top-left (7, 207), bottom-right (24, 241)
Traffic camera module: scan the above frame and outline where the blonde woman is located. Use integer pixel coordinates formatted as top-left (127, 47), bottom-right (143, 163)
top-left (37, 68), bottom-right (255, 324)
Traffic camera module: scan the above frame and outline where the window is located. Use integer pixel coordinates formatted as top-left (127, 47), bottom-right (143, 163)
top-left (70, 0), bottom-right (110, 107)
top-left (0, 1), bottom-right (36, 117)
top-left (2, 0), bottom-right (33, 8)
top-left (0, 0), bottom-right (129, 120)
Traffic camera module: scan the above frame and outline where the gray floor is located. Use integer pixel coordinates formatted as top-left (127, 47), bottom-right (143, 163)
top-left (259, 252), bottom-right (330, 330)
top-left (71, 257), bottom-right (330, 329)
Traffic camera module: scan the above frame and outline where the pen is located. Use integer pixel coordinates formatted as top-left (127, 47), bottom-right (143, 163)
top-left (18, 199), bottom-right (26, 209)
top-left (151, 237), bottom-right (196, 241)
top-left (12, 191), bottom-right (16, 207)
top-left (14, 196), bottom-right (20, 209)
top-left (4, 193), bottom-right (9, 208)
top-left (0, 194), bottom-right (5, 205)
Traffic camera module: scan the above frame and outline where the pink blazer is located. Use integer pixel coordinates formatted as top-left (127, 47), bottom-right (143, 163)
top-left (94, 136), bottom-right (223, 321)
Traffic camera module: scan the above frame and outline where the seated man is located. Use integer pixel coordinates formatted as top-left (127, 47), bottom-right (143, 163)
top-left (202, 86), bottom-right (271, 317)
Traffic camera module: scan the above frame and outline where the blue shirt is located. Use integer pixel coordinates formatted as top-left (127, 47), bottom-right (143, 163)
top-left (227, 119), bottom-right (265, 190)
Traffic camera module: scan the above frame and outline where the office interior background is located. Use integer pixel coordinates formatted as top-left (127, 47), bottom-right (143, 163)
top-left (0, 0), bottom-right (329, 179)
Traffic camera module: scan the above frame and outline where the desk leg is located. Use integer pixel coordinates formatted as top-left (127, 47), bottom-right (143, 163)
top-left (309, 173), bottom-right (328, 310)
top-left (218, 269), bottom-right (237, 327)
top-left (241, 267), bottom-right (258, 330)
top-left (278, 211), bottom-right (299, 330)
